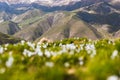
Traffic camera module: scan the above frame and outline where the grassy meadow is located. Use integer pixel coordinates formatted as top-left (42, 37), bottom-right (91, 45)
top-left (0, 38), bottom-right (120, 80)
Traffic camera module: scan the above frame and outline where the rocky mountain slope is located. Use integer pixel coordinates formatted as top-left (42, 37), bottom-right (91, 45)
top-left (0, 0), bottom-right (120, 42)
top-left (14, 12), bottom-right (102, 41)
top-left (0, 32), bottom-right (21, 44)
top-left (0, 21), bottom-right (20, 35)
top-left (75, 1), bottom-right (120, 38)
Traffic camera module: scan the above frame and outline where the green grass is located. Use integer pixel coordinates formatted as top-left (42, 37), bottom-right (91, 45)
top-left (0, 38), bottom-right (120, 80)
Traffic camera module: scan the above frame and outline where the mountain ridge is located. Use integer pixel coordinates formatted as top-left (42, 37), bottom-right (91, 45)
top-left (0, 0), bottom-right (120, 42)
top-left (0, 0), bottom-right (82, 6)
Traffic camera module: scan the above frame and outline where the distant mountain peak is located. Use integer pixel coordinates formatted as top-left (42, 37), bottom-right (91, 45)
top-left (0, 0), bottom-right (82, 6)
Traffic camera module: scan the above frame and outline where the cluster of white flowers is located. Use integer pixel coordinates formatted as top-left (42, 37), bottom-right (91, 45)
top-left (21, 41), bottom-right (96, 59)
top-left (60, 43), bottom-right (76, 55)
top-left (75, 44), bottom-right (84, 53)
top-left (44, 50), bottom-right (51, 58)
top-left (66, 44), bottom-right (76, 50)
top-left (85, 43), bottom-right (96, 58)
top-left (23, 49), bottom-right (35, 57)
top-left (3, 43), bottom-right (9, 51)
top-left (22, 43), bottom-right (44, 57)
top-left (0, 39), bottom-right (119, 70)
top-left (35, 45), bottom-right (43, 56)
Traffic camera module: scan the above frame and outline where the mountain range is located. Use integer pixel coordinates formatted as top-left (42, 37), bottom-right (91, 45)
top-left (0, 0), bottom-right (82, 6)
top-left (0, 0), bottom-right (120, 43)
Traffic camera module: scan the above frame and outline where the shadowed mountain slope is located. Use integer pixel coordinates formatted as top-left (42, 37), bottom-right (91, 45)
top-left (14, 11), bottom-right (102, 41)
top-left (0, 32), bottom-right (21, 44)
top-left (0, 21), bottom-right (20, 35)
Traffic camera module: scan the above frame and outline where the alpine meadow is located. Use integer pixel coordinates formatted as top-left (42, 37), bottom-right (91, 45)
top-left (0, 0), bottom-right (120, 80)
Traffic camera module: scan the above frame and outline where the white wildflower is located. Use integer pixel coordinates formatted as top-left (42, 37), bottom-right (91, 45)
top-left (51, 51), bottom-right (57, 56)
top-left (79, 57), bottom-right (84, 61)
top-left (35, 46), bottom-right (43, 56)
top-left (37, 42), bottom-right (41, 45)
top-left (107, 75), bottom-right (119, 80)
top-left (6, 56), bottom-right (14, 68)
top-left (90, 53), bottom-right (96, 58)
top-left (79, 57), bottom-right (84, 66)
top-left (21, 40), bottom-right (25, 45)
top-left (76, 37), bottom-right (79, 40)
top-left (66, 44), bottom-right (76, 50)
top-left (43, 44), bottom-right (47, 48)
top-left (23, 49), bottom-right (27, 56)
top-left (44, 50), bottom-right (51, 58)
top-left (69, 50), bottom-right (74, 55)
top-left (61, 45), bottom-right (67, 53)
top-left (23, 49), bottom-right (35, 57)
top-left (53, 43), bottom-right (56, 48)
top-left (37, 50), bottom-right (43, 56)
top-left (88, 39), bottom-right (92, 42)
top-left (85, 44), bottom-right (96, 56)
top-left (5, 43), bottom-right (9, 47)
top-left (111, 50), bottom-right (118, 59)
top-left (79, 61), bottom-right (84, 66)
top-left (64, 62), bottom-right (70, 68)
top-left (113, 42), bottom-right (115, 45)
top-left (0, 46), bottom-right (4, 54)
top-left (27, 42), bottom-right (35, 49)
top-left (13, 44), bottom-right (17, 46)
top-left (58, 50), bottom-right (64, 55)
top-left (80, 44), bottom-right (84, 50)
top-left (85, 44), bottom-right (95, 51)
top-left (45, 62), bottom-right (54, 68)
top-left (9, 51), bottom-right (13, 56)
top-left (76, 48), bottom-right (81, 53)
top-left (4, 48), bottom-right (7, 51)
top-left (90, 49), bottom-right (96, 58)
top-left (28, 51), bottom-right (34, 57)
top-left (108, 41), bottom-right (112, 44)
top-left (59, 43), bottom-right (62, 47)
